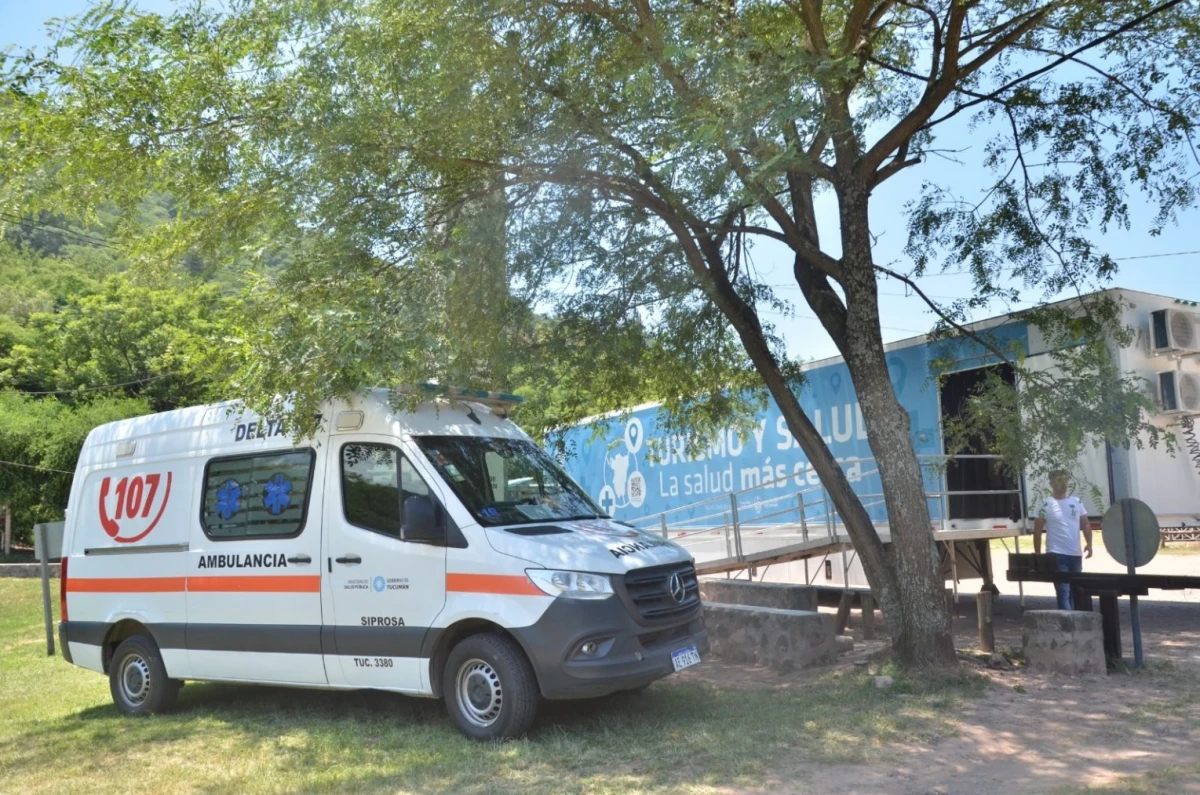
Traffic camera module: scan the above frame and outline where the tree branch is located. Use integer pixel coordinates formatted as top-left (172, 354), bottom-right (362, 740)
top-left (873, 264), bottom-right (1017, 369)
top-left (707, 223), bottom-right (791, 246)
top-left (923, 0), bottom-right (1187, 132)
top-left (784, 119), bottom-right (827, 250)
top-left (873, 140), bottom-right (921, 185)
top-left (842, 0), bottom-right (881, 54)
top-left (797, 0), bottom-right (831, 54)
top-left (617, 1), bottom-right (842, 280)
top-left (794, 256), bottom-right (851, 352)
top-left (863, 1), bottom-right (901, 40)
top-left (857, 0), bottom-right (972, 175)
top-left (1017, 44), bottom-right (1200, 170)
top-left (956, 3), bottom-right (1061, 79)
top-left (895, 0), bottom-right (940, 89)
top-left (959, 7), bottom-right (1045, 55)
top-left (663, 205), bottom-right (887, 570)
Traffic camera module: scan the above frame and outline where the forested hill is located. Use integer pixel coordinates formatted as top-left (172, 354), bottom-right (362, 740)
top-left (0, 198), bottom-right (247, 545)
top-left (0, 200), bottom-right (631, 546)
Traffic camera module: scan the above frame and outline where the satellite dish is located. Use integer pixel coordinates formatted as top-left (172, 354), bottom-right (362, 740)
top-left (1101, 498), bottom-right (1160, 568)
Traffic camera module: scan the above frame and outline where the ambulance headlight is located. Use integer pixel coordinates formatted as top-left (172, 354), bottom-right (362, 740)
top-left (526, 569), bottom-right (614, 600)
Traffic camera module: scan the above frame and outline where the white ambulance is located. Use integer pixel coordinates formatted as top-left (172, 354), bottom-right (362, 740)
top-left (58, 387), bottom-right (707, 739)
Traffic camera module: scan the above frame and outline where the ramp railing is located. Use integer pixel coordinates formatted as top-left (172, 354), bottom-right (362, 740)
top-left (624, 453), bottom-right (1026, 584)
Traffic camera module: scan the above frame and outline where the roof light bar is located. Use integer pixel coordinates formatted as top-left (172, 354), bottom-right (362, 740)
top-left (399, 383), bottom-right (525, 415)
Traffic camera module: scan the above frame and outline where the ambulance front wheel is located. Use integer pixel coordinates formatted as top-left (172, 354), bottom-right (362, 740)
top-left (109, 635), bottom-right (181, 716)
top-left (443, 633), bottom-right (538, 740)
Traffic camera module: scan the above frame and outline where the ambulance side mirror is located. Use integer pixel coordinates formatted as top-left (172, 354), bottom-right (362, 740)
top-left (402, 495), bottom-right (444, 544)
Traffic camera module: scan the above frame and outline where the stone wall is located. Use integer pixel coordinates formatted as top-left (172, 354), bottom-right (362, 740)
top-left (699, 579), bottom-right (819, 612)
top-left (1022, 610), bottom-right (1106, 676)
top-left (702, 603), bottom-right (836, 672)
top-left (0, 563), bottom-right (60, 578)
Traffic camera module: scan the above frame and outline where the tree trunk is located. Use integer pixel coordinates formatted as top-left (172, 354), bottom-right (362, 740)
top-left (838, 197), bottom-right (956, 667)
top-left (671, 178), bottom-right (955, 667)
top-left (707, 272), bottom-right (947, 667)
top-left (844, 336), bottom-right (956, 666)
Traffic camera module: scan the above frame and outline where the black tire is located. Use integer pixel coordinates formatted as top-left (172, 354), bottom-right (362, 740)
top-left (108, 634), bottom-right (180, 716)
top-left (442, 633), bottom-right (538, 740)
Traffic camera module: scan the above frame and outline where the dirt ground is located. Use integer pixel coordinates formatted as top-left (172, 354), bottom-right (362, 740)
top-left (672, 592), bottom-right (1200, 794)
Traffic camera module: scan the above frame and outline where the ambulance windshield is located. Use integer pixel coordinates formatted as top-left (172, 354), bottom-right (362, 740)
top-left (415, 436), bottom-right (605, 526)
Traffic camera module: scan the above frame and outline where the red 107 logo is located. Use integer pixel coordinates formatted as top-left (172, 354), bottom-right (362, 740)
top-left (98, 472), bottom-right (174, 543)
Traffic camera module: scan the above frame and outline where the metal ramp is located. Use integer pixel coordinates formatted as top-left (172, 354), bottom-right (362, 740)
top-left (627, 454), bottom-right (1028, 594)
top-left (694, 534), bottom-right (854, 576)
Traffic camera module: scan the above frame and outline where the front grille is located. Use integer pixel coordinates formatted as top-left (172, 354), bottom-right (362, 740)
top-left (623, 561), bottom-right (700, 621)
top-left (638, 623), bottom-right (691, 650)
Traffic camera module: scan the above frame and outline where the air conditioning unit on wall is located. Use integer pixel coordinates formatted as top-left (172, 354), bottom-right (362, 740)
top-left (1159, 371), bottom-right (1200, 414)
top-left (1149, 308), bottom-right (1200, 355)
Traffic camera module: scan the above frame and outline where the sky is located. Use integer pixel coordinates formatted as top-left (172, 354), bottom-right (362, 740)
top-left (3, 1), bottom-right (1199, 363)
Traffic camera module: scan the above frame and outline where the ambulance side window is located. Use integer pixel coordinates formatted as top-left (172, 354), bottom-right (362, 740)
top-left (342, 443), bottom-right (438, 541)
top-left (342, 443), bottom-right (402, 538)
top-left (201, 450), bottom-right (315, 539)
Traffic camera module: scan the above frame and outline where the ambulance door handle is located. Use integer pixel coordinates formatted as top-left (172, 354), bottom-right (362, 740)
top-left (287, 554), bottom-right (312, 565)
top-left (335, 554), bottom-right (362, 565)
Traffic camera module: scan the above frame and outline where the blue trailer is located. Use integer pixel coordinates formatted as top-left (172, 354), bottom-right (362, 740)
top-left (556, 289), bottom-right (1200, 589)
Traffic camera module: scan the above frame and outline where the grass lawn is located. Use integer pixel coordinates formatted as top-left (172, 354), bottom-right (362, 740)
top-left (0, 579), bottom-right (985, 794)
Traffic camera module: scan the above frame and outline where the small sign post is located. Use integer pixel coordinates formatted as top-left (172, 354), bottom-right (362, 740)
top-left (38, 523), bottom-right (55, 657)
top-left (1102, 497), bottom-right (1159, 668)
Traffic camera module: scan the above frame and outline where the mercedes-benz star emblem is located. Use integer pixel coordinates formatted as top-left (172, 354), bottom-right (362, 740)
top-left (667, 572), bottom-right (685, 604)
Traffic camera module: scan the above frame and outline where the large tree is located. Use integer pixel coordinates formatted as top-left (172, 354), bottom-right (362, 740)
top-left (3, 0), bottom-right (1197, 665)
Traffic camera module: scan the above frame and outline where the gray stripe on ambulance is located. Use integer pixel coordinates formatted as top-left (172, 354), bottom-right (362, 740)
top-left (83, 542), bottom-right (191, 556)
top-left (60, 621), bottom-right (436, 658)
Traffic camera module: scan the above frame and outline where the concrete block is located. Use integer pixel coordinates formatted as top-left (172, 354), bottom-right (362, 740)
top-left (0, 563), bottom-right (60, 579)
top-left (1022, 610), bottom-right (1106, 676)
top-left (699, 579), bottom-right (819, 612)
top-left (702, 602), bottom-right (836, 672)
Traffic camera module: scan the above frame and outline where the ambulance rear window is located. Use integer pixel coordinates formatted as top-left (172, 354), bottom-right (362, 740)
top-left (201, 450), bottom-right (315, 539)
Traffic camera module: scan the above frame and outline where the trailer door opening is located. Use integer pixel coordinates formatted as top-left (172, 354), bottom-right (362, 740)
top-left (939, 364), bottom-right (1022, 523)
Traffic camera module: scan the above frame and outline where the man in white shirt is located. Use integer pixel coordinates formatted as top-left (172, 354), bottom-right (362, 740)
top-left (1033, 470), bottom-right (1093, 610)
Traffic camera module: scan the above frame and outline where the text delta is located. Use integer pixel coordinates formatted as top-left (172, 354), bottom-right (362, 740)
top-left (234, 419), bottom-right (288, 442)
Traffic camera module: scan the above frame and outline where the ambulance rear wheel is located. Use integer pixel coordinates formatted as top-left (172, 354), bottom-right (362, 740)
top-left (443, 633), bottom-right (538, 740)
top-left (109, 635), bottom-right (179, 716)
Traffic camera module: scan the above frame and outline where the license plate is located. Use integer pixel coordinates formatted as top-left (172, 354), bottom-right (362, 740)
top-left (671, 644), bottom-right (701, 672)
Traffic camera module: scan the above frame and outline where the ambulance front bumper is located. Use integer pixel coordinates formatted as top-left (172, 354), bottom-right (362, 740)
top-left (511, 594), bottom-right (708, 700)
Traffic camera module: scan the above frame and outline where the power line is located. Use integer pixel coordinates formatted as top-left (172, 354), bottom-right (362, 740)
top-left (765, 282), bottom-right (966, 302)
top-left (910, 250), bottom-right (1200, 278)
top-left (9, 374), bottom-right (170, 396)
top-left (0, 459), bottom-right (73, 475)
top-left (1114, 249), bottom-right (1200, 261)
top-left (0, 212), bottom-right (117, 250)
top-left (757, 308), bottom-right (926, 335)
top-left (0, 211), bottom-right (119, 250)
